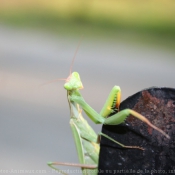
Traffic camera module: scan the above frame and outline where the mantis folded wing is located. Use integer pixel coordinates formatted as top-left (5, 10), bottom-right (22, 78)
top-left (48, 72), bottom-right (170, 175)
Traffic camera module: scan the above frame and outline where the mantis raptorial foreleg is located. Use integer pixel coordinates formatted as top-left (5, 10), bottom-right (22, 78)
top-left (69, 84), bottom-right (170, 139)
top-left (48, 72), bottom-right (170, 175)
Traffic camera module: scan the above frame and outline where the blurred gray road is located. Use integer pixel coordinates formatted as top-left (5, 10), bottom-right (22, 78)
top-left (0, 25), bottom-right (175, 175)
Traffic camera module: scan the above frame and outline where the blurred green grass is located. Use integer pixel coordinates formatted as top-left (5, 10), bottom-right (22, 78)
top-left (0, 0), bottom-right (175, 49)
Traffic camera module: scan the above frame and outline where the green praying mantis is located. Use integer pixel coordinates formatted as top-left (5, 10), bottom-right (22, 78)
top-left (47, 71), bottom-right (170, 175)
top-left (47, 41), bottom-right (170, 175)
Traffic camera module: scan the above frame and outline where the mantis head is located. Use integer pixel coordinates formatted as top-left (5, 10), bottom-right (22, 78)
top-left (64, 72), bottom-right (83, 91)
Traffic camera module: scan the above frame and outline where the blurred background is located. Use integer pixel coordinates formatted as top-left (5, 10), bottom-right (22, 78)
top-left (0, 0), bottom-right (175, 174)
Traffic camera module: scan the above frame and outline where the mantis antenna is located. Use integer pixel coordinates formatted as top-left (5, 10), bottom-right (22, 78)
top-left (69, 35), bottom-right (83, 75)
top-left (40, 37), bottom-right (83, 87)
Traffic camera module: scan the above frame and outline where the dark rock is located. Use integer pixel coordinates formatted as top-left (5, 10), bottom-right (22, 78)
top-left (99, 87), bottom-right (175, 175)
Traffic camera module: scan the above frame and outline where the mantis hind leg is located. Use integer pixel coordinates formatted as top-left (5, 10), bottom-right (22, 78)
top-left (47, 162), bottom-right (97, 175)
top-left (99, 132), bottom-right (144, 150)
top-left (47, 162), bottom-right (68, 175)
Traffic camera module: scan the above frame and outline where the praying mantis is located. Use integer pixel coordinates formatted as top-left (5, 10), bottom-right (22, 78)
top-left (47, 71), bottom-right (170, 175)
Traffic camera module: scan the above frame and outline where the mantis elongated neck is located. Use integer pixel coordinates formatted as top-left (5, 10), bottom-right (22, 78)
top-left (67, 90), bottom-right (82, 119)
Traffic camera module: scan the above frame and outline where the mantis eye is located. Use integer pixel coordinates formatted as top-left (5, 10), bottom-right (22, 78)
top-left (64, 83), bottom-right (71, 90)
